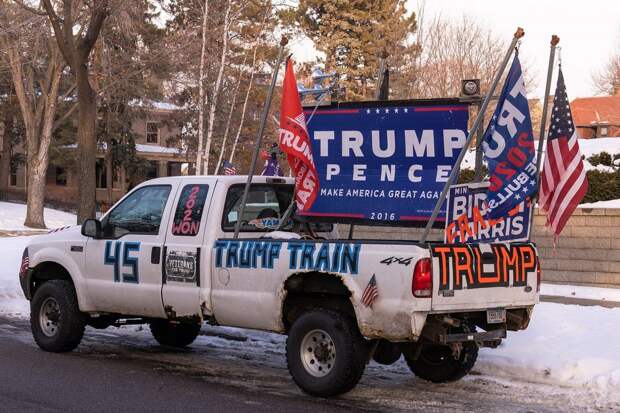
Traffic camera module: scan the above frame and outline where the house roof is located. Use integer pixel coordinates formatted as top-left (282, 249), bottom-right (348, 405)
top-left (571, 96), bottom-right (620, 127)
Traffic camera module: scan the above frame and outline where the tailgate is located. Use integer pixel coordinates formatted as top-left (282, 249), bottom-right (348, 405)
top-left (429, 243), bottom-right (538, 312)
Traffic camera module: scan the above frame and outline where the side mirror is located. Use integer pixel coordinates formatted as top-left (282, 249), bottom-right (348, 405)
top-left (81, 219), bottom-right (102, 239)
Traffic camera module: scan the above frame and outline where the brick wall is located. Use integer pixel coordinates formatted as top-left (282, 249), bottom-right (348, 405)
top-left (337, 207), bottom-right (620, 287)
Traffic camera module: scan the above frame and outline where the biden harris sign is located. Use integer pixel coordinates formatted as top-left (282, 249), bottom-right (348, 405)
top-left (300, 100), bottom-right (469, 225)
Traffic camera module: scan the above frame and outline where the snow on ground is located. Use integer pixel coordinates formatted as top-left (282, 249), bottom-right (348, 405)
top-left (1, 233), bottom-right (619, 400)
top-left (462, 137), bottom-right (620, 171)
top-left (478, 303), bottom-right (620, 398)
top-left (0, 236), bottom-right (31, 316)
top-left (579, 199), bottom-right (620, 208)
top-left (542, 283), bottom-right (620, 302)
top-left (0, 202), bottom-right (76, 231)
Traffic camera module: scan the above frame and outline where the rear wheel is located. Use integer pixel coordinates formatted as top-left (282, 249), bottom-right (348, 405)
top-left (405, 341), bottom-right (478, 383)
top-left (149, 320), bottom-right (201, 348)
top-left (30, 280), bottom-right (86, 352)
top-left (286, 309), bottom-right (367, 397)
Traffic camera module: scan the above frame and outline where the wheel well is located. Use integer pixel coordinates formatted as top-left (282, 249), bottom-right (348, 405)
top-left (282, 272), bottom-right (356, 332)
top-left (31, 261), bottom-right (73, 296)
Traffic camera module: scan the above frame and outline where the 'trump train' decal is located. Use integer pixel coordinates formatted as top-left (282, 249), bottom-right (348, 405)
top-left (214, 240), bottom-right (361, 274)
top-left (431, 243), bottom-right (536, 291)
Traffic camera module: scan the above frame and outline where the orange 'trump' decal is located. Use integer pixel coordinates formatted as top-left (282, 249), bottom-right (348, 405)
top-left (430, 243), bottom-right (536, 291)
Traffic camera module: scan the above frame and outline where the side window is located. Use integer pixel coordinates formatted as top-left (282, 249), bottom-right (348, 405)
top-left (222, 184), bottom-right (291, 232)
top-left (104, 185), bottom-right (171, 237)
top-left (171, 184), bottom-right (209, 236)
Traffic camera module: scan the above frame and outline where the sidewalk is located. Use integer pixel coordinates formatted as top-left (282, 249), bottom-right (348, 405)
top-left (540, 283), bottom-right (620, 308)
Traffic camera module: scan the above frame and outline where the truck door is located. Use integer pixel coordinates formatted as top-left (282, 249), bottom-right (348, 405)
top-left (161, 179), bottom-right (216, 318)
top-left (84, 184), bottom-right (176, 317)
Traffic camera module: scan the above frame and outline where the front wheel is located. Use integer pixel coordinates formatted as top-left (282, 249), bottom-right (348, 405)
top-left (149, 320), bottom-right (201, 348)
top-left (30, 280), bottom-right (86, 352)
top-left (286, 309), bottom-right (367, 397)
top-left (405, 341), bottom-right (478, 383)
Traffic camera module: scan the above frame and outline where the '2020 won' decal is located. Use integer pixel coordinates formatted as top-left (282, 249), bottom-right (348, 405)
top-left (104, 241), bottom-right (141, 283)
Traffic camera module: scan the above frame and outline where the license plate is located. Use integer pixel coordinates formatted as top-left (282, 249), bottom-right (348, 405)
top-left (486, 308), bottom-right (506, 324)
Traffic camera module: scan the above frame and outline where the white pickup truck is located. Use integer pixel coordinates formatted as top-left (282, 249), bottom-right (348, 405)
top-left (19, 175), bottom-right (539, 397)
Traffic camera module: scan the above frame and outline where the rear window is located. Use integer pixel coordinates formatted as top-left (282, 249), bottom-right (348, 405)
top-left (221, 184), bottom-right (332, 233)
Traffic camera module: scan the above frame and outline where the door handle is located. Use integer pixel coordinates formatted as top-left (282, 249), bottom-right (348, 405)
top-left (151, 246), bottom-right (161, 264)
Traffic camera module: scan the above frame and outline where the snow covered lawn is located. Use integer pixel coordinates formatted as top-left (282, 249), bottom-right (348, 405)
top-left (0, 201), bottom-right (76, 231)
top-left (1, 234), bottom-right (618, 401)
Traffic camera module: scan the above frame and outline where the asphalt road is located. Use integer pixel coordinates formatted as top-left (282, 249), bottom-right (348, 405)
top-left (0, 315), bottom-right (617, 413)
top-left (0, 319), bottom-right (346, 413)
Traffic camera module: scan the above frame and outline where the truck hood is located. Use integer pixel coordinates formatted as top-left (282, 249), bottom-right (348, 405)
top-left (29, 225), bottom-right (83, 245)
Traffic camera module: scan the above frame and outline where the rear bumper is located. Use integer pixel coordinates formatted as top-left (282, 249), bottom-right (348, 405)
top-left (438, 328), bottom-right (506, 344)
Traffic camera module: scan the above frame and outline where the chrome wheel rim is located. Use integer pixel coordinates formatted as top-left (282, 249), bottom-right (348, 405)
top-left (300, 329), bottom-right (336, 377)
top-left (39, 297), bottom-right (60, 337)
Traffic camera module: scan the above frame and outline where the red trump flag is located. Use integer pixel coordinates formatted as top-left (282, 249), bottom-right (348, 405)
top-left (278, 59), bottom-right (319, 211)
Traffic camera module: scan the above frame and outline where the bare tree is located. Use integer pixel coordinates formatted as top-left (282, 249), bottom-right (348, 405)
top-left (196, 0), bottom-right (209, 175)
top-left (407, 14), bottom-right (507, 98)
top-left (17, 0), bottom-right (110, 223)
top-left (0, 6), bottom-right (67, 228)
top-left (201, 0), bottom-right (231, 174)
top-left (593, 36), bottom-right (620, 95)
top-left (214, 8), bottom-right (270, 174)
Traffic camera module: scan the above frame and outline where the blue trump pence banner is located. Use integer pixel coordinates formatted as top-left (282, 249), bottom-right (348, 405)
top-left (302, 102), bottom-right (469, 224)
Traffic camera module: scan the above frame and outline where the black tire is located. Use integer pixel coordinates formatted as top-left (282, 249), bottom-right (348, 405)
top-left (286, 309), bottom-right (367, 397)
top-left (405, 341), bottom-right (478, 383)
top-left (149, 320), bottom-right (201, 348)
top-left (30, 280), bottom-right (86, 353)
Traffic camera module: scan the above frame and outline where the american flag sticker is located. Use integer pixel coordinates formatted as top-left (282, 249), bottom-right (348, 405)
top-left (361, 274), bottom-right (379, 308)
top-left (19, 248), bottom-right (29, 277)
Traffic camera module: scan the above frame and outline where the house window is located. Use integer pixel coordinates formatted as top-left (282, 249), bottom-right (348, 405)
top-left (167, 162), bottom-right (184, 177)
top-left (9, 164), bottom-right (17, 187)
top-left (96, 159), bottom-right (107, 189)
top-left (146, 161), bottom-right (159, 180)
top-left (55, 167), bottom-right (67, 186)
top-left (146, 121), bottom-right (160, 144)
top-left (599, 126), bottom-right (608, 137)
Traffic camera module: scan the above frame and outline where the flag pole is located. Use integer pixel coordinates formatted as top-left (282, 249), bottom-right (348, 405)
top-left (528, 35), bottom-right (559, 238)
top-left (534, 35), bottom-right (560, 196)
top-left (234, 36), bottom-right (288, 239)
top-left (419, 27), bottom-right (525, 243)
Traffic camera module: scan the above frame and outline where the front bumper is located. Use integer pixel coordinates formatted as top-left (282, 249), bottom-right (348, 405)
top-left (19, 269), bottom-right (33, 300)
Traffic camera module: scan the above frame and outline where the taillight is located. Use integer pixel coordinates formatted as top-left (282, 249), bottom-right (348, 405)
top-left (412, 258), bottom-right (432, 298)
top-left (536, 258), bottom-right (542, 292)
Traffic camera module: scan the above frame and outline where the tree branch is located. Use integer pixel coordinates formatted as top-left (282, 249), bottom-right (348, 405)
top-left (78, 0), bottom-right (109, 59)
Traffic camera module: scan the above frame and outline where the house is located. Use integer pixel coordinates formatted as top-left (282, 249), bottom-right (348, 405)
top-left (571, 86), bottom-right (620, 139)
top-left (4, 102), bottom-right (191, 210)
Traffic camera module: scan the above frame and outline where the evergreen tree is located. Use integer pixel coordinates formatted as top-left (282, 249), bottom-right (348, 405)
top-left (284, 0), bottom-right (418, 100)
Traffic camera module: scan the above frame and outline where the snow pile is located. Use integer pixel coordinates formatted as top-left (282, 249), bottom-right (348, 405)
top-left (462, 137), bottom-right (620, 172)
top-left (579, 199), bottom-right (620, 208)
top-left (541, 283), bottom-right (620, 302)
top-left (0, 236), bottom-right (31, 316)
top-left (478, 302), bottom-right (620, 397)
top-left (0, 202), bottom-right (76, 231)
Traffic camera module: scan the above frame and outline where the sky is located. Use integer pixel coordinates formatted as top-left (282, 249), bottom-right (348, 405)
top-left (292, 0), bottom-right (620, 100)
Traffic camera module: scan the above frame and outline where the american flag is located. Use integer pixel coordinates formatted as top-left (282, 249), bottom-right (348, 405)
top-left (538, 67), bottom-right (588, 237)
top-left (361, 274), bottom-right (379, 308)
top-left (222, 160), bottom-right (237, 175)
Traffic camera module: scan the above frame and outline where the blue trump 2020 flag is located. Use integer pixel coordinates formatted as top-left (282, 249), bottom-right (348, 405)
top-left (482, 55), bottom-right (537, 219)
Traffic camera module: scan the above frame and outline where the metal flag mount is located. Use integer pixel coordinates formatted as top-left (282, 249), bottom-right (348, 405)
top-left (419, 27), bottom-right (526, 243)
top-left (234, 36), bottom-right (289, 239)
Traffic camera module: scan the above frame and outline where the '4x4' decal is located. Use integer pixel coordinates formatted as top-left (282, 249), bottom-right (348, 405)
top-left (104, 241), bottom-right (141, 283)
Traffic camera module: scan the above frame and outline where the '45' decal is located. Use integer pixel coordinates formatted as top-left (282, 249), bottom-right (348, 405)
top-left (104, 241), bottom-right (141, 283)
